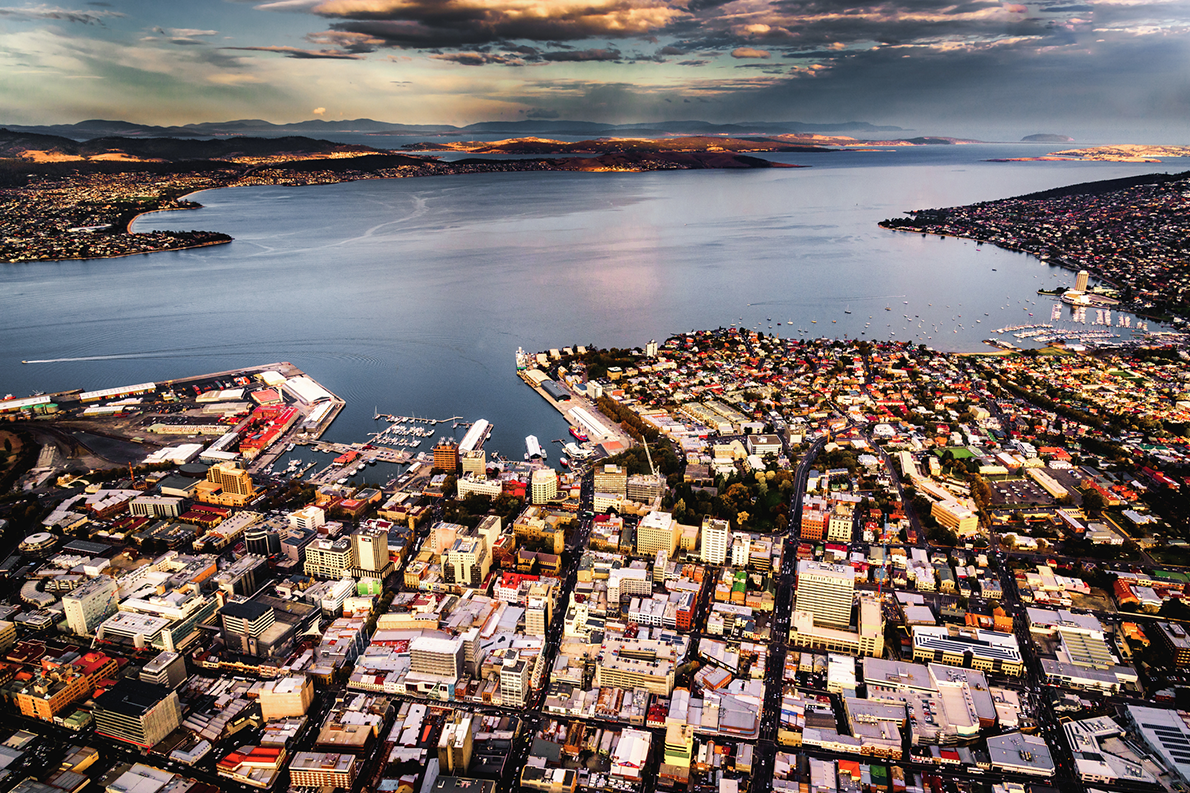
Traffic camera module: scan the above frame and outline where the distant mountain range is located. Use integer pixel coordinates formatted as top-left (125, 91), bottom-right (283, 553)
top-left (0, 128), bottom-right (373, 162)
top-left (0, 117), bottom-right (905, 141)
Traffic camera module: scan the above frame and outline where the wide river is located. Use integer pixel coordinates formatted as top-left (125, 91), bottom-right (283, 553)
top-left (0, 144), bottom-right (1181, 460)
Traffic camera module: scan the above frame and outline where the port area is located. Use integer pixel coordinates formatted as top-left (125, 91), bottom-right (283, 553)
top-left (517, 359), bottom-right (635, 458)
top-left (0, 362), bottom-right (345, 478)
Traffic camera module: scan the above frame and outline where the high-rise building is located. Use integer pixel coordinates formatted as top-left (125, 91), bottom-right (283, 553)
top-left (197, 462), bottom-right (257, 507)
top-left (139, 651), bottom-right (188, 689)
top-left (444, 536), bottom-right (490, 588)
top-left (92, 679), bottom-right (183, 749)
top-left (530, 468), bottom-right (558, 505)
top-left (62, 576), bottom-right (118, 636)
top-left (627, 474), bottom-right (665, 504)
top-left (498, 651), bottom-right (531, 707)
top-left (700, 517), bottom-right (730, 565)
top-left (410, 635), bottom-right (465, 680)
top-left (289, 505), bottom-right (326, 531)
top-left (433, 438), bottom-right (460, 473)
top-left (350, 525), bottom-right (391, 575)
top-left (220, 600), bottom-right (277, 656)
top-left (245, 526), bottom-right (281, 556)
top-left (460, 450), bottom-right (487, 477)
top-left (437, 714), bottom-right (474, 774)
top-left (303, 537), bottom-right (354, 579)
top-left (794, 560), bottom-right (855, 629)
top-left (208, 462), bottom-right (255, 497)
top-left (1076, 269), bottom-right (1089, 292)
top-left (730, 534), bottom-right (752, 568)
top-left (594, 464), bottom-right (628, 497)
top-left (637, 511), bottom-right (678, 556)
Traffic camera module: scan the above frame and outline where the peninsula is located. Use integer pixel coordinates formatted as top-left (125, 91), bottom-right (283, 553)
top-left (0, 130), bottom-right (795, 264)
top-left (879, 170), bottom-right (1190, 321)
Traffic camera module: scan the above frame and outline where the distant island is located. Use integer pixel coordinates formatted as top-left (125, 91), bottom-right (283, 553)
top-left (989, 144), bottom-right (1190, 162)
top-left (1021, 134), bottom-right (1074, 142)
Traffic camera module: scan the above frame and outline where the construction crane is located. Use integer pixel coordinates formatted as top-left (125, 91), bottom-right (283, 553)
top-left (643, 438), bottom-right (657, 478)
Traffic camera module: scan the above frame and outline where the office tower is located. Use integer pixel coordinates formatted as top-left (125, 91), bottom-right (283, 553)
top-left (794, 560), bottom-right (856, 629)
top-left (700, 517), bottom-right (730, 565)
top-left (62, 576), bottom-right (118, 636)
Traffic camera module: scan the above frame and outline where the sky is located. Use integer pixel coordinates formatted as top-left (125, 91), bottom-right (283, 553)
top-left (1, 0), bottom-right (1189, 138)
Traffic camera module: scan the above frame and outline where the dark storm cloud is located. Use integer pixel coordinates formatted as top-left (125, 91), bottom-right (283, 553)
top-left (309, 0), bottom-right (686, 49)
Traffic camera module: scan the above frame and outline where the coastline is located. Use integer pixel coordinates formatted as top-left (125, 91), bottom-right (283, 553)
top-left (26, 155), bottom-right (794, 265)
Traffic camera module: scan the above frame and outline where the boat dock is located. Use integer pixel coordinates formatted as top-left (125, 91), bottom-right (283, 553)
top-left (516, 356), bottom-right (636, 455)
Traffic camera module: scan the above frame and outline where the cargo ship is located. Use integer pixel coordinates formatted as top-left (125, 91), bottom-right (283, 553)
top-left (525, 435), bottom-right (545, 460)
top-left (569, 425), bottom-right (588, 442)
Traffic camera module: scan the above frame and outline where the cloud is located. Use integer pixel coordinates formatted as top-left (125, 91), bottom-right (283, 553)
top-left (305, 28), bottom-right (384, 52)
top-left (732, 46), bottom-right (771, 58)
top-left (224, 44), bottom-right (366, 58)
top-left (0, 4), bottom-right (123, 24)
top-left (430, 50), bottom-right (518, 64)
top-left (305, 0), bottom-right (688, 49)
top-left (162, 28), bottom-right (218, 38)
top-left (313, 106), bottom-right (326, 114)
top-left (541, 47), bottom-right (623, 61)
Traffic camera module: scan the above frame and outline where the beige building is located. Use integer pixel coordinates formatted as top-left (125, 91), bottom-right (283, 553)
top-left (255, 676), bottom-right (314, 721)
top-left (637, 511), bottom-right (679, 557)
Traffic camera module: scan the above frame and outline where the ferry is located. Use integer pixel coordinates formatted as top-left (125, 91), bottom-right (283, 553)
top-left (559, 456), bottom-right (569, 467)
top-left (569, 426), bottom-right (589, 442)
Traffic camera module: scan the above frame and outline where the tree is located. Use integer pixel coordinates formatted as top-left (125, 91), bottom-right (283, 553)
top-left (1081, 489), bottom-right (1107, 515)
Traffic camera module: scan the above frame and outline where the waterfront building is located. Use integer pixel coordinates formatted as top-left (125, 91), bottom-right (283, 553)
top-left (461, 449), bottom-right (486, 477)
top-left (433, 438), bottom-right (460, 473)
top-left (197, 462), bottom-right (257, 507)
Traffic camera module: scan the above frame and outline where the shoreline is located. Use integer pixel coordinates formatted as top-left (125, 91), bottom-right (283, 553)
top-left (878, 224), bottom-right (1171, 324)
top-left (28, 157), bottom-right (795, 265)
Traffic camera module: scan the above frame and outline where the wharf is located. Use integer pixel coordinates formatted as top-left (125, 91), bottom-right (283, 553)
top-left (516, 363), bottom-right (635, 455)
top-left (299, 439), bottom-right (414, 465)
